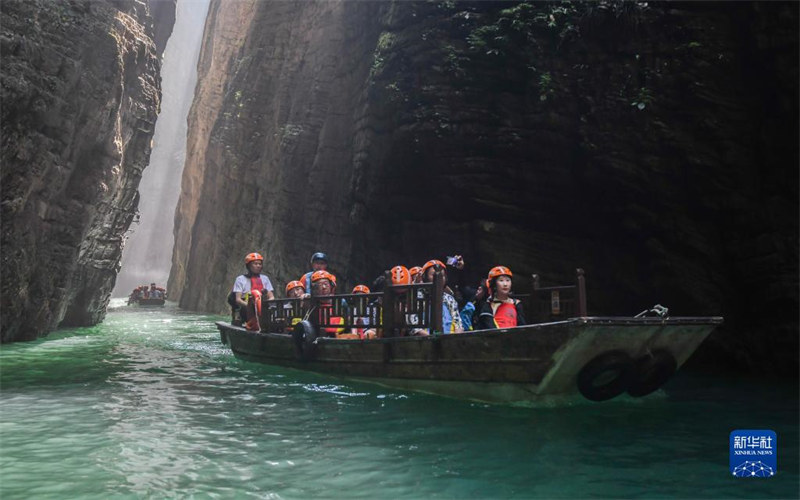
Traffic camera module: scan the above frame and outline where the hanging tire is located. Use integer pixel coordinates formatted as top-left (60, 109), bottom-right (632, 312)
top-left (577, 350), bottom-right (634, 402)
top-left (292, 320), bottom-right (317, 362)
top-left (627, 350), bottom-right (677, 397)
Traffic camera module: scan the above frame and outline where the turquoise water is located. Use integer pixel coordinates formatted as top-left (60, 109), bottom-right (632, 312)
top-left (1, 301), bottom-right (797, 499)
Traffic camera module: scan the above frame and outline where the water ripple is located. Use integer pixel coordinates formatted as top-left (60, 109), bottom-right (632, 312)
top-left (1, 307), bottom-right (797, 498)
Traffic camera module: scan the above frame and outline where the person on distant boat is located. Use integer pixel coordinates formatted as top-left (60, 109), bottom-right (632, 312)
top-left (302, 252), bottom-right (329, 292)
top-left (420, 257), bottom-right (465, 334)
top-left (230, 252), bottom-right (275, 327)
top-left (149, 283), bottom-right (163, 299)
top-left (310, 270), bottom-right (350, 338)
top-left (476, 266), bottom-right (526, 330)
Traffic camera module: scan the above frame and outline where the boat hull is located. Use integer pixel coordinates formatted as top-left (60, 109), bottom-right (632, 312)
top-left (217, 316), bottom-right (722, 404)
top-left (131, 298), bottom-right (166, 307)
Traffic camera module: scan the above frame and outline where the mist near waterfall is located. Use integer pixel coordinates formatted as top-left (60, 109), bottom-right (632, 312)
top-left (113, 0), bottom-right (210, 297)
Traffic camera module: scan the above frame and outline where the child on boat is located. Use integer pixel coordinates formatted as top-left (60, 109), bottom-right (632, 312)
top-left (286, 280), bottom-right (306, 298)
top-left (476, 266), bottom-right (526, 330)
top-left (311, 270), bottom-right (352, 338)
top-left (283, 280), bottom-right (306, 332)
top-left (350, 285), bottom-right (373, 338)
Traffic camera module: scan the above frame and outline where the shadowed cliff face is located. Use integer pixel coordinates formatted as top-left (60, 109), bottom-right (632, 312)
top-left (170, 1), bottom-right (797, 374)
top-left (1, 0), bottom-right (175, 341)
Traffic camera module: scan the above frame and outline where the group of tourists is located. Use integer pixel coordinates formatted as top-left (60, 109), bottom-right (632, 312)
top-left (128, 283), bottom-right (166, 303)
top-left (228, 251), bottom-right (526, 336)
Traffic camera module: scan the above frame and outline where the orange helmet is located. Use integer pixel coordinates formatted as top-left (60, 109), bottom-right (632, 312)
top-left (421, 259), bottom-right (446, 274)
top-left (409, 266), bottom-right (422, 278)
top-left (244, 252), bottom-right (263, 265)
top-left (390, 265), bottom-right (411, 286)
top-left (488, 266), bottom-right (513, 280)
top-left (352, 285), bottom-right (370, 294)
top-left (285, 280), bottom-right (305, 294)
top-left (311, 270), bottom-right (337, 287)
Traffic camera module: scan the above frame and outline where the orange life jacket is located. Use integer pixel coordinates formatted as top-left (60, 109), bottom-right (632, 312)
top-left (249, 274), bottom-right (265, 293)
top-left (492, 300), bottom-right (519, 328)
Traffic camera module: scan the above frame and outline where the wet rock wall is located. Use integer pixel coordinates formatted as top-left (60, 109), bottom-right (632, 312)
top-left (1, 0), bottom-right (175, 341)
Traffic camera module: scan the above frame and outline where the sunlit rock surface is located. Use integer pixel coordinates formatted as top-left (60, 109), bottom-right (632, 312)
top-left (114, 0), bottom-right (208, 297)
top-left (1, 0), bottom-right (175, 341)
top-left (170, 1), bottom-right (797, 374)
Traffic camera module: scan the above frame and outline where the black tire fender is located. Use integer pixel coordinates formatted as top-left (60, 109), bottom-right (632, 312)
top-left (577, 350), bottom-right (635, 402)
top-left (627, 350), bottom-right (677, 397)
top-left (292, 320), bottom-right (317, 362)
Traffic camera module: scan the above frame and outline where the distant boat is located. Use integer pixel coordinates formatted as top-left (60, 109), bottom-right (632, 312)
top-left (127, 284), bottom-right (167, 307)
top-left (216, 269), bottom-right (722, 404)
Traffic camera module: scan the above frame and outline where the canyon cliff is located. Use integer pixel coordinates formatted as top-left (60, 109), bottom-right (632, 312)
top-left (169, 1), bottom-right (797, 374)
top-left (1, 0), bottom-right (175, 341)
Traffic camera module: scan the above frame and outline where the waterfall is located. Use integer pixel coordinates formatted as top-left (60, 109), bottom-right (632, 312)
top-left (113, 0), bottom-right (210, 297)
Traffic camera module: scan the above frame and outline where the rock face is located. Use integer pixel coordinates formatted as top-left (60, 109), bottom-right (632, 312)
top-left (169, 0), bottom-right (386, 310)
top-left (1, 0), bottom-right (175, 342)
top-left (170, 1), bottom-right (797, 375)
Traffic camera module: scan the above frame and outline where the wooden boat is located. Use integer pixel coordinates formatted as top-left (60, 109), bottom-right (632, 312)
top-left (127, 285), bottom-right (167, 306)
top-left (216, 269), bottom-right (722, 404)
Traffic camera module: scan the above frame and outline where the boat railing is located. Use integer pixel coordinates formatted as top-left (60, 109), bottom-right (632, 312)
top-left (379, 268), bottom-right (444, 337)
top-left (528, 268), bottom-right (588, 323)
top-left (258, 269), bottom-right (446, 336)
